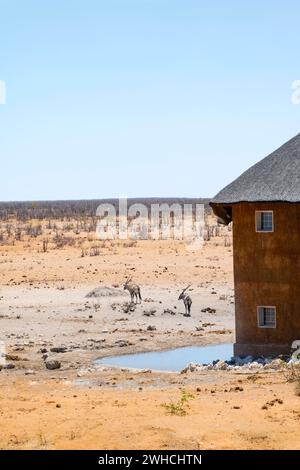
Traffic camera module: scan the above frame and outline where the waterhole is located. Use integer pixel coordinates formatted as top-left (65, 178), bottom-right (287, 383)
top-left (96, 343), bottom-right (233, 372)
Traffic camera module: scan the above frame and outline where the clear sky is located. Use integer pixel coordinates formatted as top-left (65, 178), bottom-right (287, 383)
top-left (1, 0), bottom-right (300, 201)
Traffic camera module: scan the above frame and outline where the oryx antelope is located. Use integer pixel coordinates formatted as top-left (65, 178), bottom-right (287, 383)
top-left (178, 285), bottom-right (192, 316)
top-left (123, 278), bottom-right (142, 304)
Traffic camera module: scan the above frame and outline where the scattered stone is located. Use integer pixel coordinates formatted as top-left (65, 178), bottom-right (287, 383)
top-left (114, 340), bottom-right (129, 348)
top-left (163, 309), bottom-right (176, 315)
top-left (234, 356), bottom-right (254, 366)
top-left (262, 398), bottom-right (283, 410)
top-left (50, 347), bottom-right (67, 353)
top-left (5, 354), bottom-right (21, 361)
top-left (3, 363), bottom-right (15, 370)
top-left (122, 302), bottom-right (136, 314)
top-left (143, 310), bottom-right (156, 317)
top-left (263, 359), bottom-right (284, 370)
top-left (180, 355), bottom-right (295, 374)
top-left (45, 360), bottom-right (61, 370)
top-left (181, 362), bottom-right (198, 374)
top-left (201, 307), bottom-right (216, 313)
top-left (147, 325), bottom-right (157, 331)
top-left (231, 386), bottom-right (243, 392)
top-left (215, 360), bottom-right (228, 370)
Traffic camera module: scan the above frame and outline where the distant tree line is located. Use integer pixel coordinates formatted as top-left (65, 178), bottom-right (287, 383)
top-left (0, 198), bottom-right (211, 221)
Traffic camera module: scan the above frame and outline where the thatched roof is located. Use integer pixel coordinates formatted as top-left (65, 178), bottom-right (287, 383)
top-left (210, 133), bottom-right (300, 224)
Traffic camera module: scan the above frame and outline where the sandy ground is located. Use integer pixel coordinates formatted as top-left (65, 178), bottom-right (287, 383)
top-left (0, 226), bottom-right (234, 371)
top-left (1, 218), bottom-right (299, 449)
top-left (1, 370), bottom-right (300, 450)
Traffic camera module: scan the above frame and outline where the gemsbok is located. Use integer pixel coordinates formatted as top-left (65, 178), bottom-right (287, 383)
top-left (123, 278), bottom-right (142, 304)
top-left (178, 285), bottom-right (192, 316)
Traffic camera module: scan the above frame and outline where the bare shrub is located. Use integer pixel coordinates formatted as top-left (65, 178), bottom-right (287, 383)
top-left (42, 238), bottom-right (49, 253)
top-left (63, 223), bottom-right (74, 231)
top-left (25, 224), bottom-right (43, 238)
top-left (281, 361), bottom-right (300, 396)
top-left (15, 227), bottom-right (23, 241)
top-left (224, 236), bottom-right (231, 247)
top-left (123, 240), bottom-right (137, 248)
top-left (53, 234), bottom-right (75, 249)
top-left (89, 245), bottom-right (101, 256)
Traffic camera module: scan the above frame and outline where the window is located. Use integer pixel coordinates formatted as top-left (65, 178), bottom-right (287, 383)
top-left (255, 211), bottom-right (273, 232)
top-left (257, 306), bottom-right (276, 328)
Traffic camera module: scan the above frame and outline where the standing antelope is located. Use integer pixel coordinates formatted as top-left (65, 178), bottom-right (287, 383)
top-left (123, 278), bottom-right (142, 304)
top-left (178, 285), bottom-right (192, 316)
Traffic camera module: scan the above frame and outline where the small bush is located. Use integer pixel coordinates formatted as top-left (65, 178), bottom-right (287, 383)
top-left (161, 389), bottom-right (194, 416)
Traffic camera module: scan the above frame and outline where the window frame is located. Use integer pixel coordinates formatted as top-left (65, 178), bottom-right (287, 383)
top-left (255, 210), bottom-right (274, 233)
top-left (257, 306), bottom-right (277, 329)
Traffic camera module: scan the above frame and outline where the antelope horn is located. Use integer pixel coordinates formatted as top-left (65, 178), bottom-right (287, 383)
top-left (183, 284), bottom-right (191, 292)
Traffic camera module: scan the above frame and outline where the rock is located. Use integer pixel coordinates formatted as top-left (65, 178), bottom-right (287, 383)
top-left (246, 362), bottom-right (263, 370)
top-left (264, 358), bottom-right (284, 370)
top-left (39, 348), bottom-right (48, 354)
top-left (163, 309), bottom-right (176, 315)
top-left (201, 307), bottom-right (216, 313)
top-left (4, 363), bottom-right (15, 370)
top-left (147, 325), bottom-right (156, 331)
top-left (114, 340), bottom-right (129, 347)
top-left (256, 358), bottom-right (266, 365)
top-left (215, 360), bottom-right (228, 370)
top-left (143, 310), bottom-right (156, 317)
top-left (287, 359), bottom-right (300, 368)
top-left (5, 354), bottom-right (21, 361)
top-left (45, 360), bottom-right (61, 370)
top-left (50, 347), bottom-right (67, 353)
top-left (181, 362), bottom-right (198, 373)
top-left (122, 302), bottom-right (136, 313)
top-left (234, 355), bottom-right (253, 366)
top-left (86, 286), bottom-right (125, 298)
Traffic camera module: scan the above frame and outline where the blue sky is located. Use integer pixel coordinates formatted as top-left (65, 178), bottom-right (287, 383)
top-left (1, 0), bottom-right (300, 201)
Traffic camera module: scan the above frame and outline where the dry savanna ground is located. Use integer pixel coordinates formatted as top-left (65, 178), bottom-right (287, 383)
top-left (0, 213), bottom-right (299, 449)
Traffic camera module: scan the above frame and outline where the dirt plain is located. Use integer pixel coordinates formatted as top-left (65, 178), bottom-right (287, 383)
top-left (0, 214), bottom-right (299, 449)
